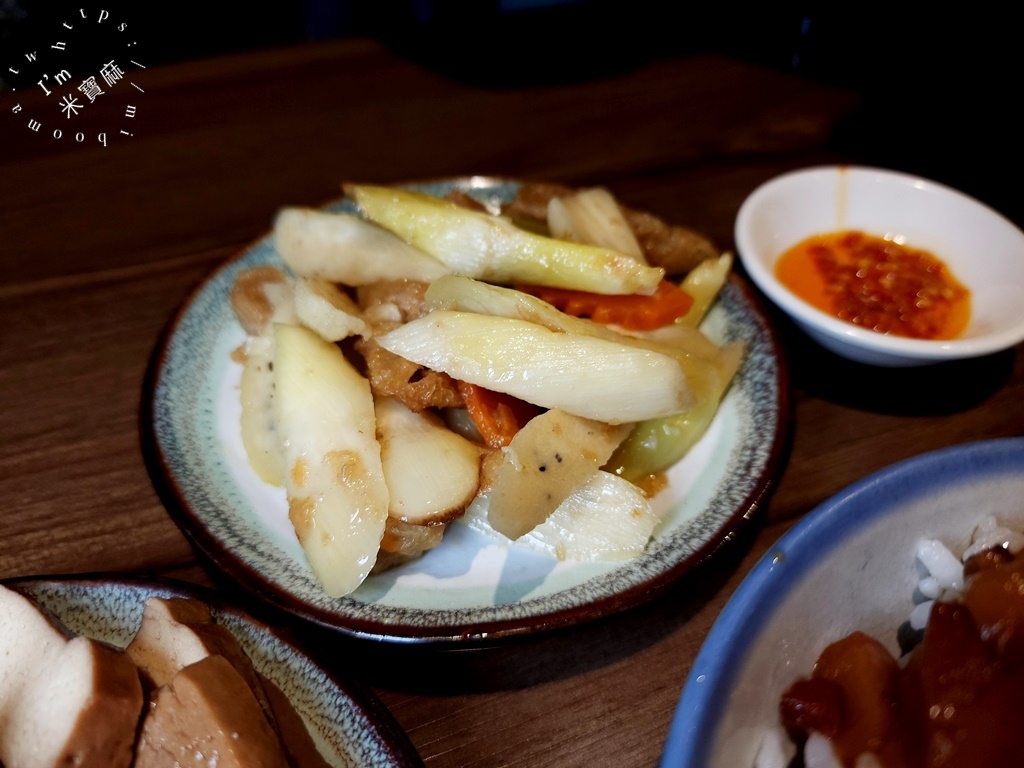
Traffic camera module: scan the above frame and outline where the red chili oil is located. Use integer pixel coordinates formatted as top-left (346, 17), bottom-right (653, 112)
top-left (774, 230), bottom-right (970, 340)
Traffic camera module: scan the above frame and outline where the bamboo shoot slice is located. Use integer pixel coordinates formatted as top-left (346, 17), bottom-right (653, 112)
top-left (274, 207), bottom-right (449, 285)
top-left (273, 323), bottom-right (388, 597)
top-left (239, 333), bottom-right (285, 486)
top-left (375, 396), bottom-right (482, 525)
top-left (487, 409), bottom-right (631, 539)
top-left (463, 471), bottom-right (658, 561)
top-left (236, 276), bottom-right (297, 487)
top-left (294, 277), bottom-right (370, 342)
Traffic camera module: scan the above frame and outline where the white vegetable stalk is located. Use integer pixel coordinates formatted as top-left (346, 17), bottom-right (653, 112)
top-left (346, 185), bottom-right (664, 295)
top-left (424, 274), bottom-right (730, 400)
top-left (678, 253), bottom-right (732, 327)
top-left (463, 471), bottom-right (658, 562)
top-left (546, 187), bottom-right (646, 262)
top-left (377, 310), bottom-right (694, 423)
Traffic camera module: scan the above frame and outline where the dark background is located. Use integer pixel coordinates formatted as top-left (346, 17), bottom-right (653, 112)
top-left (3, 1), bottom-right (1019, 225)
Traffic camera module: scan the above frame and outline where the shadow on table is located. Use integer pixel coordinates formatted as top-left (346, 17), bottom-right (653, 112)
top-left (766, 307), bottom-right (1017, 416)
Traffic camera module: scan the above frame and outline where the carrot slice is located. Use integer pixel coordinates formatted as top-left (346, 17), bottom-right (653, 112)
top-left (458, 381), bottom-right (541, 448)
top-left (518, 279), bottom-right (693, 330)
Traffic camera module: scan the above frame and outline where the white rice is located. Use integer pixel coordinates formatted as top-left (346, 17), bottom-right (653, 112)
top-left (960, 516), bottom-right (1024, 562)
top-left (914, 539), bottom-right (964, 593)
top-left (910, 515), bottom-right (1024, 631)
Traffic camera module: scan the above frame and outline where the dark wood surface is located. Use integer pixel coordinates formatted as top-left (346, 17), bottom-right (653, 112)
top-left (2, 37), bottom-right (1022, 767)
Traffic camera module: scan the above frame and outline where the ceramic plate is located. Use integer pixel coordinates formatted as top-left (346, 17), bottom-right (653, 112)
top-left (143, 176), bottom-right (790, 644)
top-left (6, 576), bottom-right (423, 767)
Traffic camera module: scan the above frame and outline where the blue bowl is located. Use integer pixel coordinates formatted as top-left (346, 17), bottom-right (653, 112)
top-left (661, 437), bottom-right (1024, 768)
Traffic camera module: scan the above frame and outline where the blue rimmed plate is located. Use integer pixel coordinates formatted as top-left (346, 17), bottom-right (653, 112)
top-left (6, 575), bottom-right (423, 767)
top-left (142, 176), bottom-right (790, 644)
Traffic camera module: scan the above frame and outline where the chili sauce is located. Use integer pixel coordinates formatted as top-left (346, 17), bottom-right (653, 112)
top-left (774, 230), bottom-right (970, 340)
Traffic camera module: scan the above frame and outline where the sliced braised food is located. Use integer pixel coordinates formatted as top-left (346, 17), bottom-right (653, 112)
top-left (126, 596), bottom-right (330, 768)
top-left (0, 585), bottom-right (69, 725)
top-left (0, 585), bottom-right (333, 768)
top-left (4, 637), bottom-right (143, 768)
top-left (0, 585), bottom-right (143, 768)
top-left (135, 655), bottom-right (290, 768)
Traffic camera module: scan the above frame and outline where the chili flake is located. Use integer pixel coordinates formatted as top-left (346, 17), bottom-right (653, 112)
top-left (775, 230), bottom-right (971, 340)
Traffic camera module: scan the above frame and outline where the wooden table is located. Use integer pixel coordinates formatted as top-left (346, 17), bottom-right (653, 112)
top-left (2, 37), bottom-right (1022, 767)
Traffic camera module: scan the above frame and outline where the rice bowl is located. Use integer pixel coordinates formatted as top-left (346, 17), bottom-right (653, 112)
top-left (660, 437), bottom-right (1024, 767)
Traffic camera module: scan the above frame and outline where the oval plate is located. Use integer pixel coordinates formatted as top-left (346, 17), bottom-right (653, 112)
top-left (5, 575), bottom-right (423, 767)
top-left (142, 176), bottom-right (790, 645)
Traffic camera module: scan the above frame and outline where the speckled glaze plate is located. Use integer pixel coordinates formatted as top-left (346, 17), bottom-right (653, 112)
top-left (5, 576), bottom-right (423, 767)
top-left (143, 177), bottom-right (790, 645)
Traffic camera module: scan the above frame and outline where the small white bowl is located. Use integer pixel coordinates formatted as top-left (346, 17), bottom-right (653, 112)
top-left (734, 165), bottom-right (1024, 366)
top-left (661, 437), bottom-right (1024, 767)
